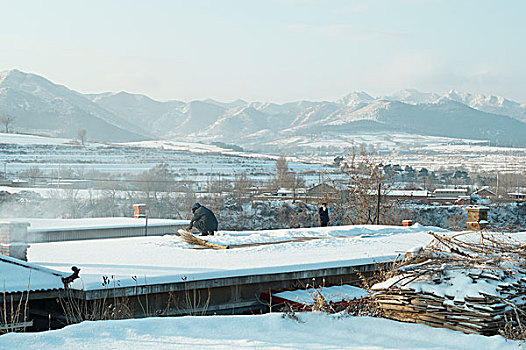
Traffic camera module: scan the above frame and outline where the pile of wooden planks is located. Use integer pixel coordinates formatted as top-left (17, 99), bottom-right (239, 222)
top-left (372, 281), bottom-right (519, 335)
top-left (371, 231), bottom-right (526, 335)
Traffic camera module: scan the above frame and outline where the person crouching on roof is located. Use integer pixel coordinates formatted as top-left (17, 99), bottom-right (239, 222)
top-left (186, 202), bottom-right (218, 236)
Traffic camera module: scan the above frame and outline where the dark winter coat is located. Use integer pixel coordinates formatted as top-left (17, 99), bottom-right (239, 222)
top-left (319, 206), bottom-right (329, 226)
top-left (189, 206), bottom-right (218, 234)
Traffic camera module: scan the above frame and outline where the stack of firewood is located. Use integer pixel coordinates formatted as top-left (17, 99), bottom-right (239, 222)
top-left (372, 231), bottom-right (526, 335)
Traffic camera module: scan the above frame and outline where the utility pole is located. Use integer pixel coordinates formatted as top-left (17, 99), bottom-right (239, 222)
top-left (144, 209), bottom-right (149, 236)
top-left (375, 181), bottom-right (381, 225)
top-left (497, 171), bottom-right (500, 198)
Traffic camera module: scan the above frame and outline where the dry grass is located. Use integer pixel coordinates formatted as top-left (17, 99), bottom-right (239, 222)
top-left (1, 274), bottom-right (31, 334)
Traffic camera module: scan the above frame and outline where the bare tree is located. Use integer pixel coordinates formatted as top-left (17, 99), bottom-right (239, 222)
top-left (78, 129), bottom-right (87, 145)
top-left (275, 153), bottom-right (296, 190)
top-left (136, 163), bottom-right (174, 200)
top-left (276, 154), bottom-right (289, 188)
top-left (19, 166), bottom-right (43, 186)
top-left (233, 172), bottom-right (251, 204)
top-left (0, 115), bottom-right (15, 133)
top-left (331, 152), bottom-right (400, 226)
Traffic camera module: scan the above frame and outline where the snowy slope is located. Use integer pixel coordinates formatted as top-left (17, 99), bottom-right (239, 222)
top-left (0, 313), bottom-right (517, 350)
top-left (0, 69), bottom-right (148, 142)
top-left (0, 132), bottom-right (73, 145)
top-left (442, 89), bottom-right (526, 122)
top-left (383, 88), bottom-right (440, 105)
top-left (2, 69), bottom-right (526, 148)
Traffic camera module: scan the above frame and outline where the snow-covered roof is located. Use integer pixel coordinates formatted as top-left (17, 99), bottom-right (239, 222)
top-left (4, 217), bottom-right (189, 232)
top-left (0, 254), bottom-right (66, 293)
top-left (473, 187), bottom-right (495, 195)
top-left (27, 224), bottom-right (444, 291)
top-left (433, 188), bottom-right (468, 193)
top-left (385, 190), bottom-right (429, 197)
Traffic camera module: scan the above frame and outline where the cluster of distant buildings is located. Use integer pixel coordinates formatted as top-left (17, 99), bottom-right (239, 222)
top-left (255, 183), bottom-right (525, 205)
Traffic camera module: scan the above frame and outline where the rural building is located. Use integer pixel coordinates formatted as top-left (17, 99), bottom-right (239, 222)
top-left (508, 192), bottom-right (526, 200)
top-left (46, 179), bottom-right (92, 189)
top-left (0, 254), bottom-right (66, 331)
top-left (0, 218), bottom-right (189, 260)
top-left (383, 189), bottom-right (430, 201)
top-left (432, 188), bottom-right (469, 200)
top-left (472, 187), bottom-right (496, 198)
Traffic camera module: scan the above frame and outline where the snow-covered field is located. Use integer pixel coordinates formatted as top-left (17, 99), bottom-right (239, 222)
top-left (0, 133), bottom-right (74, 146)
top-left (272, 132), bottom-right (526, 173)
top-left (1, 131), bottom-right (526, 182)
top-left (270, 132), bottom-right (486, 152)
top-left (0, 133), bottom-right (335, 184)
top-left (0, 313), bottom-right (518, 350)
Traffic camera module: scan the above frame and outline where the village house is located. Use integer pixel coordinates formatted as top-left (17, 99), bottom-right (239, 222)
top-left (472, 187), bottom-right (496, 199)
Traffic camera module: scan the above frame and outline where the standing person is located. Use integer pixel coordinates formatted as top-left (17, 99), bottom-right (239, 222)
top-left (186, 202), bottom-right (218, 236)
top-left (319, 202), bottom-right (330, 227)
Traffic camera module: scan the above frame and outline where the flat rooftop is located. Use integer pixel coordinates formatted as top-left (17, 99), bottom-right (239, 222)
top-left (4, 217), bottom-right (189, 232)
top-left (27, 224), bottom-right (440, 291)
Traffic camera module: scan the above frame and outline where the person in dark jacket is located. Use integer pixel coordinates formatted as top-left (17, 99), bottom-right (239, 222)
top-left (186, 202), bottom-right (218, 236)
top-left (319, 202), bottom-right (329, 227)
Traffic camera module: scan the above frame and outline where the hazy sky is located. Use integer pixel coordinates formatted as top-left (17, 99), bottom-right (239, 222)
top-left (0, 0), bottom-right (524, 103)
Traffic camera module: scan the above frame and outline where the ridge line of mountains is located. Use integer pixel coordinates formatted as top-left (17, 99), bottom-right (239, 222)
top-left (1, 69), bottom-right (526, 148)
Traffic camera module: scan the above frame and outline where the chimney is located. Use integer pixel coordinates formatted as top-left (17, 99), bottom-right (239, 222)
top-left (465, 205), bottom-right (489, 231)
top-left (133, 204), bottom-right (147, 218)
top-left (0, 222), bottom-right (30, 261)
top-left (402, 220), bottom-right (413, 227)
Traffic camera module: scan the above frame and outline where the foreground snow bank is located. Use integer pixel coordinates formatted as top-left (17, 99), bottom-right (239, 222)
top-left (0, 313), bottom-right (518, 350)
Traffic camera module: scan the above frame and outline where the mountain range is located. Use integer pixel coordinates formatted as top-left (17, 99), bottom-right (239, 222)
top-left (1, 69), bottom-right (526, 148)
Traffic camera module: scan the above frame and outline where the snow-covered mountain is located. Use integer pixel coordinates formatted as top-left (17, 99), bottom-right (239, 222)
top-left (1, 70), bottom-right (526, 148)
top-left (0, 70), bottom-right (148, 142)
top-left (382, 89), bottom-right (440, 105)
top-left (441, 89), bottom-right (526, 122)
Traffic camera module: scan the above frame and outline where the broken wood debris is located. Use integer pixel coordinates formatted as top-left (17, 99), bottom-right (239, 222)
top-left (372, 231), bottom-right (526, 336)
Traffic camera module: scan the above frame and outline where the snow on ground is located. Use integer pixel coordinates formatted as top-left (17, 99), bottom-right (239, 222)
top-left (0, 132), bottom-right (73, 146)
top-left (272, 132), bottom-right (484, 151)
top-left (27, 224), bottom-right (440, 291)
top-left (0, 313), bottom-right (518, 350)
top-left (119, 140), bottom-right (282, 161)
top-left (274, 284), bottom-right (369, 305)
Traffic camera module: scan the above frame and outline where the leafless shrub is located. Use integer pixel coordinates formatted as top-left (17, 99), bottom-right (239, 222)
top-left (281, 304), bottom-right (304, 323)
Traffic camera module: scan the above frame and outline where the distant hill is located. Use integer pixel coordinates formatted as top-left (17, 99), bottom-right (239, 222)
top-left (1, 69), bottom-right (526, 147)
top-left (0, 70), bottom-right (149, 142)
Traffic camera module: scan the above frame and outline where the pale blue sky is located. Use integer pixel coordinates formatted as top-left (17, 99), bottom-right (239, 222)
top-left (0, 0), bottom-right (524, 103)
